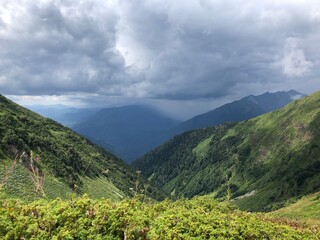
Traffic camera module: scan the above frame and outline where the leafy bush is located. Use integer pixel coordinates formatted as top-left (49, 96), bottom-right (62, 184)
top-left (0, 195), bottom-right (318, 239)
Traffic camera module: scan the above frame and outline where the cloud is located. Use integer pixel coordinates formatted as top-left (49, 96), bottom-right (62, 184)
top-left (0, 0), bottom-right (319, 102)
top-left (280, 38), bottom-right (314, 77)
top-left (117, 0), bottom-right (320, 99)
top-left (0, 0), bottom-right (127, 95)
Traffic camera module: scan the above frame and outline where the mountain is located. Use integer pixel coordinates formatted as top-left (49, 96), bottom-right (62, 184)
top-left (0, 95), bottom-right (164, 201)
top-left (132, 91), bottom-right (320, 211)
top-left (168, 90), bottom-right (305, 137)
top-left (26, 105), bottom-right (99, 127)
top-left (73, 91), bottom-right (301, 163)
top-left (73, 105), bottom-right (181, 163)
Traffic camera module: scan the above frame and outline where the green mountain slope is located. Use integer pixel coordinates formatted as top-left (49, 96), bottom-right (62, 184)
top-left (269, 192), bottom-right (320, 226)
top-left (0, 95), bottom-right (164, 201)
top-left (133, 91), bottom-right (320, 211)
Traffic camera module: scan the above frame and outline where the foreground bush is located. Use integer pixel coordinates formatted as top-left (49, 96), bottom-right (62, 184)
top-left (0, 195), bottom-right (318, 239)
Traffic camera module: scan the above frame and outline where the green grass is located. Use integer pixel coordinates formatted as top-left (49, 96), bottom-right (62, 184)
top-left (270, 192), bottom-right (320, 226)
top-left (80, 176), bottom-right (125, 201)
top-left (0, 159), bottom-right (39, 201)
top-left (192, 136), bottom-right (212, 159)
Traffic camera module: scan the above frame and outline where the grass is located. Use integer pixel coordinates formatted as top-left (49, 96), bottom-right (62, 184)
top-left (0, 159), bottom-right (132, 202)
top-left (80, 176), bottom-right (125, 201)
top-left (192, 136), bottom-right (212, 158)
top-left (270, 192), bottom-right (320, 226)
top-left (0, 159), bottom-right (39, 201)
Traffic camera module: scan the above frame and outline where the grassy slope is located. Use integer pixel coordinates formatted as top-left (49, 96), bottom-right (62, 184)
top-left (0, 95), bottom-right (164, 201)
top-left (134, 91), bottom-right (320, 211)
top-left (270, 192), bottom-right (320, 225)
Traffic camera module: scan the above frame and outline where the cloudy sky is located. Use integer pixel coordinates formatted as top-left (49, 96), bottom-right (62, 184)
top-left (0, 0), bottom-right (319, 119)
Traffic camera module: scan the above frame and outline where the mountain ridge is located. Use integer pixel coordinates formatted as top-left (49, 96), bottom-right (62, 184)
top-left (133, 90), bottom-right (320, 211)
top-left (167, 90), bottom-right (305, 137)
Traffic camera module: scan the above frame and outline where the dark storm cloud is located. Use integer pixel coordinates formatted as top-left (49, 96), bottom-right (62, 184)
top-left (0, 0), bottom-right (319, 101)
top-left (0, 0), bottom-right (128, 95)
top-left (117, 0), bottom-right (319, 99)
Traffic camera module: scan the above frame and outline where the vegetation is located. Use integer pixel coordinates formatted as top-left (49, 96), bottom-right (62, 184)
top-left (0, 95), bottom-right (164, 201)
top-left (133, 91), bottom-right (320, 211)
top-left (270, 192), bottom-right (320, 226)
top-left (0, 194), bottom-right (318, 239)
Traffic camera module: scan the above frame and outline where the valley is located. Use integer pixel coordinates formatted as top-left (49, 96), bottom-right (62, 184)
top-left (1, 91), bottom-right (320, 238)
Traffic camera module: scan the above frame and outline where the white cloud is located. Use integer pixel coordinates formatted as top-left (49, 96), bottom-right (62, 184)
top-left (280, 38), bottom-right (314, 77)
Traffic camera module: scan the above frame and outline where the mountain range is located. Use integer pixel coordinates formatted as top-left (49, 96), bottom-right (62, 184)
top-left (132, 90), bottom-right (320, 211)
top-left (70, 90), bottom-right (304, 163)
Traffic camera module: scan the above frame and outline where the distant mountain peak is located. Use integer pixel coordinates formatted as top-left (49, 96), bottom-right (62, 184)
top-left (287, 90), bottom-right (306, 100)
top-left (246, 95), bottom-right (258, 104)
top-left (165, 90), bottom-right (306, 137)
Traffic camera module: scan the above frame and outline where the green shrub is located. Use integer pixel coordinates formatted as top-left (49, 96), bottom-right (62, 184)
top-left (0, 195), bottom-right (318, 239)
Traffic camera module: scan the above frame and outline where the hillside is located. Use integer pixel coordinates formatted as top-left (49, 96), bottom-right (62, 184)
top-left (73, 105), bottom-right (180, 162)
top-left (133, 91), bottom-right (320, 211)
top-left (1, 195), bottom-right (318, 239)
top-left (167, 90), bottom-right (304, 137)
top-left (0, 95), bottom-right (164, 201)
top-left (269, 192), bottom-right (320, 226)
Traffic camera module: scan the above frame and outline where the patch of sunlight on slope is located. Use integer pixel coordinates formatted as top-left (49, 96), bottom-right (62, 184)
top-left (221, 128), bottom-right (236, 140)
top-left (192, 136), bottom-right (212, 159)
top-left (81, 176), bottom-right (125, 201)
top-left (269, 192), bottom-right (320, 226)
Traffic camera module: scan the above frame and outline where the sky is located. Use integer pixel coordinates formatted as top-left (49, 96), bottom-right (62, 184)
top-left (0, 0), bottom-right (319, 119)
